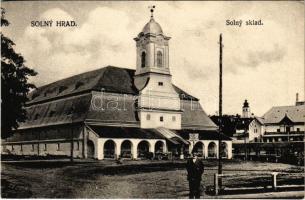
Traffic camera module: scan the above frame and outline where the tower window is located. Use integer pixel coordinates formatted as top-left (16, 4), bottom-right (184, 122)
top-left (158, 82), bottom-right (163, 86)
top-left (157, 51), bottom-right (163, 67)
top-left (172, 116), bottom-right (176, 121)
top-left (160, 116), bottom-right (164, 122)
top-left (141, 52), bottom-right (146, 68)
top-left (146, 114), bottom-right (151, 120)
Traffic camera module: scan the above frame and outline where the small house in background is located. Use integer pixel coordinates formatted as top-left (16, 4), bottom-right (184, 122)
top-left (210, 100), bottom-right (264, 143)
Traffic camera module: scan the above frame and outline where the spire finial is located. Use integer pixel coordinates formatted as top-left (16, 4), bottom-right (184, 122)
top-left (148, 5), bottom-right (155, 19)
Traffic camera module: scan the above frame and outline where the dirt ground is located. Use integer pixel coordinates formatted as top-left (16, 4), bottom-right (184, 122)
top-left (1, 159), bottom-right (304, 198)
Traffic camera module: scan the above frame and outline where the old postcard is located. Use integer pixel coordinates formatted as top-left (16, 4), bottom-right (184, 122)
top-left (1, 1), bottom-right (304, 199)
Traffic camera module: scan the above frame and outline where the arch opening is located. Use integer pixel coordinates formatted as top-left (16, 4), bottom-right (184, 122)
top-left (193, 142), bottom-right (205, 158)
top-left (104, 140), bottom-right (116, 159)
top-left (121, 140), bottom-right (132, 158)
top-left (155, 141), bottom-right (164, 153)
top-left (208, 142), bottom-right (217, 158)
top-left (137, 140), bottom-right (151, 159)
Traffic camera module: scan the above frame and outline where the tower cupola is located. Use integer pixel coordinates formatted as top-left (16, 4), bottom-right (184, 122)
top-left (134, 7), bottom-right (171, 76)
top-left (242, 99), bottom-right (251, 118)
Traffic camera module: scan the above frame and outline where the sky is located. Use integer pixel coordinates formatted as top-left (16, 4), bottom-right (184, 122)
top-left (2, 1), bottom-right (304, 116)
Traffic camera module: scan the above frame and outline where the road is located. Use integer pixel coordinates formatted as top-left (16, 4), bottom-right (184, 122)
top-left (1, 160), bottom-right (304, 198)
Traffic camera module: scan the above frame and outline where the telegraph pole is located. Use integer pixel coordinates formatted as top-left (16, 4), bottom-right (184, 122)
top-left (218, 33), bottom-right (223, 175)
top-left (70, 106), bottom-right (74, 163)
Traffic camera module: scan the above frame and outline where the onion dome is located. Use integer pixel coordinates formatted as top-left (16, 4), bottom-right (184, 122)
top-left (142, 17), bottom-right (163, 35)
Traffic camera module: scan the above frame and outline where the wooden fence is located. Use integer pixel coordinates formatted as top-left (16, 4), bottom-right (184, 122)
top-left (214, 172), bottom-right (304, 195)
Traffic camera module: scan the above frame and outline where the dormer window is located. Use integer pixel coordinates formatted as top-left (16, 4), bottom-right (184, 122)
top-left (157, 51), bottom-right (163, 67)
top-left (58, 86), bottom-right (68, 94)
top-left (141, 51), bottom-right (146, 68)
top-left (31, 92), bottom-right (40, 100)
top-left (75, 81), bottom-right (84, 90)
top-left (34, 114), bottom-right (40, 120)
top-left (49, 110), bottom-right (56, 117)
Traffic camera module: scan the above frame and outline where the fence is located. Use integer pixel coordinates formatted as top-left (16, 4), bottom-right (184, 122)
top-left (214, 172), bottom-right (304, 195)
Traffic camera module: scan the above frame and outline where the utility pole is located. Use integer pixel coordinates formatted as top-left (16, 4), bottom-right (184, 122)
top-left (218, 33), bottom-right (223, 175)
top-left (70, 106), bottom-right (74, 163)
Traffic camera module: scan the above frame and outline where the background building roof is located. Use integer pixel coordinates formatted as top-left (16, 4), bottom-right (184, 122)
top-left (262, 104), bottom-right (305, 124)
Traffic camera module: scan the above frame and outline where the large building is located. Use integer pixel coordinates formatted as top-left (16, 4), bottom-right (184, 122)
top-left (1, 12), bottom-right (232, 160)
top-left (260, 94), bottom-right (305, 143)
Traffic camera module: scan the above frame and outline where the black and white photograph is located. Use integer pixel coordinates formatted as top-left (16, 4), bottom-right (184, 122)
top-left (1, 1), bottom-right (304, 199)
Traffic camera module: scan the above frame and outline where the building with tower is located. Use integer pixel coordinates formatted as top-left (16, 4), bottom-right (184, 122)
top-left (242, 100), bottom-right (251, 118)
top-left (232, 95), bottom-right (304, 162)
top-left (211, 100), bottom-right (264, 144)
top-left (1, 10), bottom-right (232, 160)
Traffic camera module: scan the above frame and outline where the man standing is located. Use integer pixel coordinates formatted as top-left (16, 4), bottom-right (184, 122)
top-left (186, 152), bottom-right (205, 199)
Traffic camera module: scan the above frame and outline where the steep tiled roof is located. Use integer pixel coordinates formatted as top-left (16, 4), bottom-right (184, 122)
top-left (19, 93), bottom-right (92, 129)
top-left (262, 104), bottom-right (305, 124)
top-left (181, 100), bottom-right (217, 130)
top-left (18, 66), bottom-right (216, 130)
top-left (27, 66), bottom-right (197, 105)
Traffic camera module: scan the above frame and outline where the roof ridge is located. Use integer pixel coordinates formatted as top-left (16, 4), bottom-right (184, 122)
top-left (33, 65), bottom-right (135, 90)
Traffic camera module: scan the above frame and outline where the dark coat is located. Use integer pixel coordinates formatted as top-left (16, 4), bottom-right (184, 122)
top-left (186, 158), bottom-right (204, 182)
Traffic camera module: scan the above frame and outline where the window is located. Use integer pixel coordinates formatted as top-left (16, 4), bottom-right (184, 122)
top-left (44, 144), bottom-right (47, 151)
top-left (297, 128), bottom-right (300, 132)
top-left (34, 114), bottom-right (40, 120)
top-left (20, 144), bottom-right (23, 152)
top-left (31, 144), bottom-right (35, 151)
top-left (158, 82), bottom-right (163, 86)
top-left (75, 81), bottom-right (84, 90)
top-left (172, 116), bottom-right (176, 121)
top-left (11, 145), bottom-right (14, 151)
top-left (286, 127), bottom-right (291, 132)
top-left (49, 110), bottom-right (56, 117)
top-left (146, 114), bottom-right (151, 120)
top-left (160, 116), bottom-right (164, 122)
top-left (277, 129), bottom-right (280, 132)
top-left (57, 143), bottom-right (61, 151)
top-left (141, 52), bottom-right (146, 68)
top-left (58, 86), bottom-right (68, 94)
top-left (157, 51), bottom-right (163, 67)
